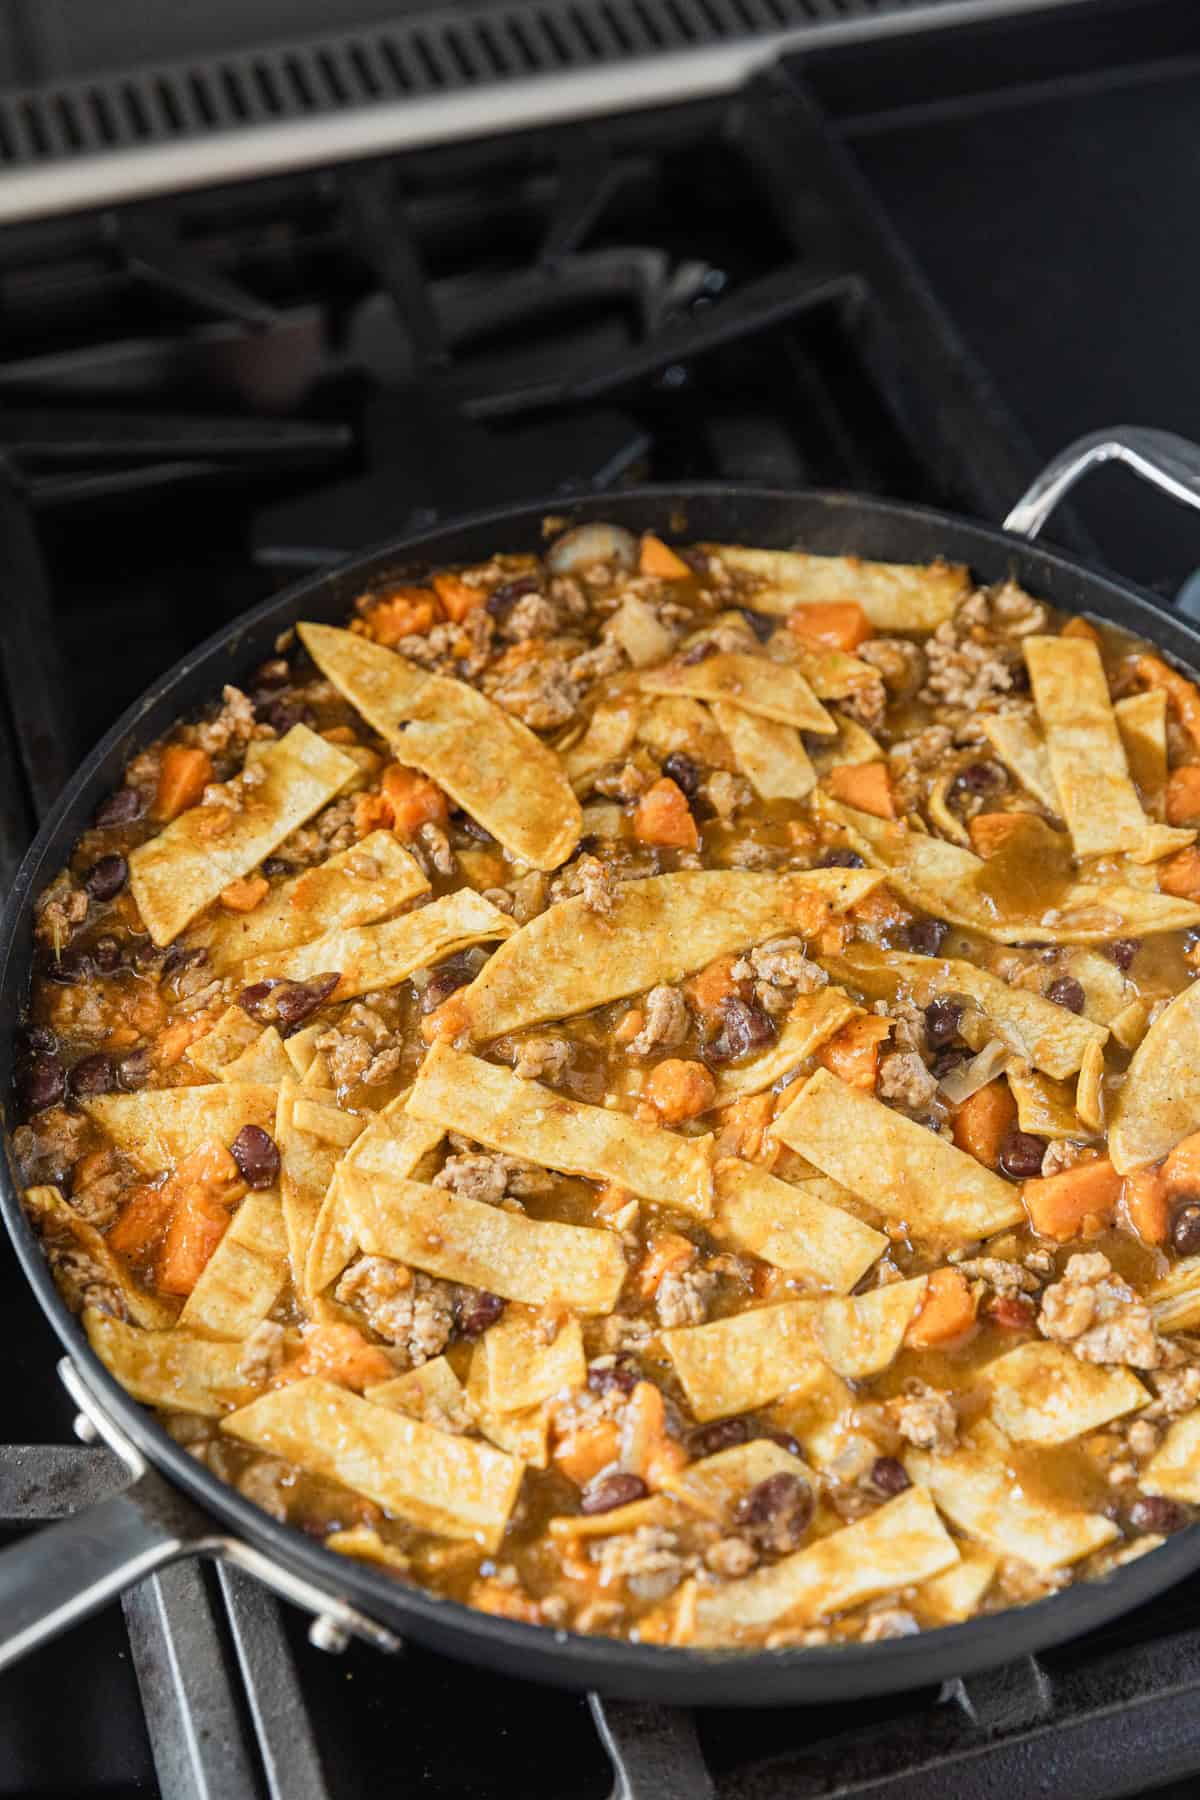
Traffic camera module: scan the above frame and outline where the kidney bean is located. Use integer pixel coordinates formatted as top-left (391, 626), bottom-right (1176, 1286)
top-left (999, 1126), bottom-right (1046, 1180)
top-left (954, 761), bottom-right (1002, 794)
top-left (689, 1416), bottom-right (755, 1458)
top-left (258, 697), bottom-right (316, 734)
top-left (587, 1359), bottom-right (640, 1398)
top-left (239, 973), bottom-right (341, 1034)
top-left (419, 956), bottom-right (476, 1014)
top-left (91, 936), bottom-right (123, 974)
top-left (924, 998), bottom-right (963, 1047)
top-left (131, 937), bottom-right (166, 971)
top-left (231, 1125), bottom-right (281, 1190)
top-left (706, 997), bottom-right (777, 1066)
top-left (163, 944), bottom-right (207, 980)
top-left (734, 1471), bottom-right (814, 1550)
top-left (94, 787), bottom-right (145, 828)
top-left (68, 1053), bottom-right (115, 1098)
top-left (931, 1046), bottom-right (968, 1080)
top-left (456, 1290), bottom-right (505, 1338)
top-left (986, 1293), bottom-right (1037, 1332)
top-left (83, 854), bottom-right (129, 902)
top-left (902, 917), bottom-right (949, 956)
top-left (869, 1456), bottom-right (911, 1496)
top-left (1129, 1495), bottom-right (1189, 1535)
top-left (662, 752), bottom-right (702, 799)
top-left (19, 1025), bottom-right (57, 1057)
top-left (764, 1428), bottom-right (804, 1457)
top-left (1105, 938), bottom-right (1141, 972)
top-left (1045, 975), bottom-right (1085, 1014)
top-left (117, 1049), bottom-right (153, 1091)
top-left (580, 1472), bottom-right (647, 1515)
top-left (1172, 1200), bottom-right (1200, 1258)
top-left (20, 1053), bottom-right (65, 1113)
top-left (457, 815), bottom-right (496, 844)
top-left (45, 947), bottom-right (93, 985)
top-left (680, 640), bottom-right (717, 666)
top-left (737, 607), bottom-right (775, 643)
top-left (486, 575), bottom-right (539, 616)
top-left (262, 857), bottom-right (293, 878)
top-left (820, 848), bottom-right (864, 869)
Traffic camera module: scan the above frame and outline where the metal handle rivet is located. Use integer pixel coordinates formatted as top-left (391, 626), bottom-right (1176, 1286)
top-left (308, 1615), bottom-right (350, 1654)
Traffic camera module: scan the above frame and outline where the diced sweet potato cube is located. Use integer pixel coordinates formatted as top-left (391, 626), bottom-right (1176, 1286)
top-left (554, 1419), bottom-right (620, 1487)
top-left (156, 1015), bottom-right (214, 1067)
top-left (1061, 616), bottom-right (1101, 642)
top-left (291, 1321), bottom-right (395, 1390)
top-left (1166, 765), bottom-right (1200, 825)
top-left (108, 1184), bottom-right (176, 1259)
top-left (637, 1231), bottom-right (698, 1298)
top-left (219, 875), bottom-right (269, 913)
top-left (633, 777), bottom-right (699, 849)
top-left (850, 886), bottom-right (911, 931)
top-left (354, 791), bottom-right (393, 837)
top-left (639, 534), bottom-right (691, 579)
top-left (1162, 1131), bottom-right (1200, 1194)
top-left (643, 1058), bottom-right (715, 1123)
top-left (1023, 1157), bottom-right (1122, 1241)
top-left (968, 812), bottom-right (1025, 858)
top-left (380, 764), bottom-right (449, 838)
top-left (622, 1379), bottom-right (687, 1487)
top-left (714, 1093), bottom-right (778, 1165)
top-left (469, 1578), bottom-right (542, 1623)
top-left (157, 1192), bottom-right (230, 1295)
top-left (1122, 1166), bottom-right (1170, 1246)
top-left (686, 954), bottom-right (740, 1014)
top-left (1159, 846), bottom-right (1200, 899)
top-left (826, 761), bottom-right (894, 819)
top-left (906, 1267), bottom-right (977, 1349)
top-left (153, 745), bottom-right (213, 822)
top-left (357, 587), bottom-right (440, 645)
top-left (433, 572), bottom-right (485, 622)
top-left (788, 601), bottom-right (873, 652)
top-left (817, 1013), bottom-right (891, 1090)
top-left (953, 1080), bottom-right (1018, 1170)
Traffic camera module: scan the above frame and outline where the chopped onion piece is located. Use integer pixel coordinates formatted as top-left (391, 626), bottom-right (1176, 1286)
top-left (938, 1038), bottom-right (1012, 1104)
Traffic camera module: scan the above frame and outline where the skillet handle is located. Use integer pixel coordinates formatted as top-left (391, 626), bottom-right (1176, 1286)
top-left (1004, 427), bottom-right (1200, 540)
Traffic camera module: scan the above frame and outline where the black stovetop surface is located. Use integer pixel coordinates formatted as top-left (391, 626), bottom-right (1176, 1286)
top-left (2, 2), bottom-right (1200, 1796)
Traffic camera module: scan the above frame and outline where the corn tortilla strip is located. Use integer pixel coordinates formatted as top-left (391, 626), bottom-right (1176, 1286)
top-left (661, 1300), bottom-right (820, 1421)
top-left (906, 1420), bottom-right (1119, 1571)
top-left (979, 713), bottom-right (1061, 814)
top-left (712, 987), bottom-right (858, 1105)
top-left (1110, 997), bottom-right (1154, 1052)
top-left (82, 1084), bottom-right (277, 1175)
top-left (204, 832), bottom-right (429, 972)
top-left (85, 1311), bottom-right (251, 1415)
top-left (1007, 1064), bottom-right (1087, 1141)
top-left (460, 867), bottom-right (882, 1041)
top-left (711, 702), bottom-right (815, 801)
top-left (562, 694), bottom-right (641, 790)
top-left (774, 1068), bottom-right (1023, 1243)
top-left (661, 1440), bottom-right (813, 1524)
top-left (340, 1168), bottom-right (626, 1313)
top-left (640, 653), bottom-right (835, 734)
top-left (686, 1486), bottom-right (958, 1645)
top-left (1150, 1257), bottom-right (1200, 1333)
top-left (277, 1078), bottom-right (364, 1291)
top-left (548, 1494), bottom-right (685, 1540)
top-left (219, 1026), bottom-right (293, 1087)
top-left (1142, 1408), bottom-right (1200, 1503)
top-left (983, 1342), bottom-right (1146, 1445)
top-left (326, 1526), bottom-right (412, 1574)
top-left (769, 1363), bottom-right (857, 1470)
top-left (179, 1193), bottom-right (289, 1339)
top-left (817, 795), bottom-right (1200, 942)
top-left (238, 887), bottom-right (514, 1002)
top-left (464, 1346), bottom-right (551, 1467)
top-left (223, 1376), bottom-right (524, 1550)
top-left (1110, 980), bottom-right (1200, 1173)
top-left (826, 943), bottom-right (1106, 1081)
top-left (809, 715), bottom-right (883, 777)
top-left (303, 1093), bottom-right (443, 1299)
top-left (709, 545), bottom-right (969, 631)
top-left (1063, 948), bottom-right (1133, 1028)
top-left (365, 1356), bottom-right (466, 1423)
top-left (817, 1277), bottom-right (927, 1378)
top-left (128, 725), bottom-right (359, 945)
top-left (24, 1185), bottom-right (175, 1329)
top-left (785, 644), bottom-right (880, 703)
top-left (479, 1307), bottom-right (586, 1415)
top-left (636, 695), bottom-right (734, 768)
top-left (1076, 1039), bottom-right (1106, 1135)
top-left (1025, 636), bottom-right (1192, 862)
top-left (299, 622), bottom-right (582, 870)
top-left (712, 1158), bottom-right (885, 1294)
top-left (282, 1023), bottom-right (324, 1078)
top-left (1115, 689), bottom-right (1170, 814)
top-left (916, 1547), bottom-right (998, 1625)
top-left (187, 1006), bottom-right (262, 1076)
top-left (407, 1044), bottom-right (715, 1220)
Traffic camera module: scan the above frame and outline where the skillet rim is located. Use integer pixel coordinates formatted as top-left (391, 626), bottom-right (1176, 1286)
top-left (5, 479), bottom-right (1200, 1704)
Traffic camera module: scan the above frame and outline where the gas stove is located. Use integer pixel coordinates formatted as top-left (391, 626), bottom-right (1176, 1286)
top-left (2, 2), bottom-right (1200, 1795)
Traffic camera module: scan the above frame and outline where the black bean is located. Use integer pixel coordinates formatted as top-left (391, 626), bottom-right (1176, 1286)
top-left (580, 1472), bottom-right (647, 1515)
top-left (932, 1047), bottom-right (968, 1080)
top-left (902, 917), bottom-right (949, 956)
top-left (706, 996), bottom-right (778, 1066)
top-left (91, 935), bottom-right (123, 974)
top-left (662, 752), bottom-right (702, 799)
top-left (45, 947), bottom-right (92, 985)
top-left (734, 1471), bottom-right (814, 1550)
top-left (954, 761), bottom-right (1002, 795)
top-left (999, 1126), bottom-right (1046, 1180)
top-left (458, 815), bottom-right (496, 844)
top-left (486, 576), bottom-right (539, 617)
top-left (820, 848), bottom-right (865, 869)
top-left (132, 937), bottom-right (166, 971)
top-left (163, 944), bottom-right (207, 980)
top-left (869, 1456), bottom-right (911, 1496)
top-left (19, 1052), bottom-right (64, 1113)
top-left (19, 1025), bottom-right (57, 1057)
top-left (420, 956), bottom-right (475, 1015)
top-left (689, 1416), bottom-right (754, 1458)
top-left (738, 607), bottom-right (776, 643)
top-left (1172, 1200), bottom-right (1200, 1258)
top-left (924, 998), bottom-right (963, 1047)
top-left (680, 639), bottom-right (717, 666)
top-left (1129, 1495), bottom-right (1189, 1535)
top-left (764, 1429), bottom-right (804, 1457)
top-left (1105, 938), bottom-right (1142, 972)
top-left (587, 1359), bottom-right (640, 1398)
top-left (68, 1053), bottom-right (115, 1098)
top-left (231, 1125), bottom-right (281, 1190)
top-left (456, 1290), bottom-right (505, 1338)
top-left (95, 787), bottom-right (145, 828)
top-left (258, 697), bottom-right (316, 734)
top-left (262, 857), bottom-right (293, 879)
top-left (83, 854), bottom-right (129, 902)
top-left (117, 1049), bottom-right (152, 1091)
top-left (1045, 976), bottom-right (1086, 1014)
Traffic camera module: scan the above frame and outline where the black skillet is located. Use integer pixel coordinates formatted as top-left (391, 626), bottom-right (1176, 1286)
top-left (3, 427), bottom-right (1200, 1705)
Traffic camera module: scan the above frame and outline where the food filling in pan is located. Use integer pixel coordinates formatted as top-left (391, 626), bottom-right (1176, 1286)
top-left (17, 524), bottom-right (1200, 1648)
